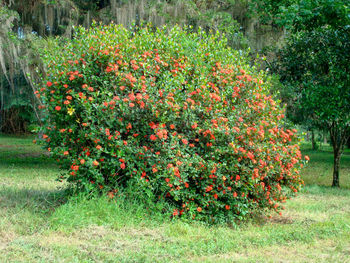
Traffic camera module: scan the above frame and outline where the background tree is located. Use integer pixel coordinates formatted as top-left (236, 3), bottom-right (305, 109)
top-left (272, 0), bottom-right (350, 187)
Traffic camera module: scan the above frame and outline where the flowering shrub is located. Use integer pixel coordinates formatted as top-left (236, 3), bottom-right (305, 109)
top-left (37, 23), bottom-right (306, 222)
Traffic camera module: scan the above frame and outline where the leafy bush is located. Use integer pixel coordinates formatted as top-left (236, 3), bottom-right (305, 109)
top-left (37, 23), bottom-right (306, 222)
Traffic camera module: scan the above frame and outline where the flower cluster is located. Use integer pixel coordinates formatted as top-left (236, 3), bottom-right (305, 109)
top-left (37, 23), bottom-right (306, 222)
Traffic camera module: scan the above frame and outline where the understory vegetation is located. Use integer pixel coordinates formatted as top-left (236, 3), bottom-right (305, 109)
top-left (0, 135), bottom-right (349, 262)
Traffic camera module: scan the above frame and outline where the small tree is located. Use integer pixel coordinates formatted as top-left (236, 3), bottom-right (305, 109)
top-left (275, 0), bottom-right (350, 187)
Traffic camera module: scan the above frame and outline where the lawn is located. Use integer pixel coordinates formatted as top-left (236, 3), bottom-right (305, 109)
top-left (1, 135), bottom-right (350, 262)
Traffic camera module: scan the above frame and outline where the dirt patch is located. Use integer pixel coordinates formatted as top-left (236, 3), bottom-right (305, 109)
top-left (125, 227), bottom-right (163, 238)
top-left (268, 215), bottom-right (294, 224)
top-left (38, 232), bottom-right (84, 248)
top-left (73, 225), bottom-right (142, 254)
top-left (77, 225), bottom-right (110, 240)
top-left (0, 230), bottom-right (17, 251)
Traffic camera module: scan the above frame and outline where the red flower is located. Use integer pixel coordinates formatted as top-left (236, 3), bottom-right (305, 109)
top-left (47, 81), bottom-right (52, 87)
top-left (128, 92), bottom-right (136, 101)
top-left (150, 135), bottom-right (157, 141)
top-left (120, 163), bottom-right (126, 169)
top-left (55, 106), bottom-right (61, 111)
top-left (225, 205), bottom-right (230, 210)
top-left (197, 207), bottom-right (202, 212)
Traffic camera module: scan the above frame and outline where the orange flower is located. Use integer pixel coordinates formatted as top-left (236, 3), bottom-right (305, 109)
top-left (128, 92), bottom-right (136, 101)
top-left (136, 93), bottom-right (142, 100)
top-left (93, 160), bottom-right (99, 166)
top-left (107, 192), bottom-right (115, 199)
top-left (197, 207), bottom-right (202, 212)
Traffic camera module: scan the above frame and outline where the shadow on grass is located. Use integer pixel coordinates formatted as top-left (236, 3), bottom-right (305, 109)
top-left (0, 158), bottom-right (57, 169)
top-left (0, 185), bottom-right (69, 215)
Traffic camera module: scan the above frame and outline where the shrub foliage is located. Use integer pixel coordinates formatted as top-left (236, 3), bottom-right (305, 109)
top-left (37, 23), bottom-right (306, 222)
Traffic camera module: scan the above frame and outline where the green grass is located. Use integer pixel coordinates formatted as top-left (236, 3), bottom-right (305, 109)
top-left (1, 135), bottom-right (350, 262)
top-left (301, 142), bottom-right (350, 188)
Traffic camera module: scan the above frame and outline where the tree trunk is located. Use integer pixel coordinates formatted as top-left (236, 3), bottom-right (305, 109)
top-left (332, 150), bottom-right (340, 187)
top-left (311, 130), bottom-right (317, 150)
top-left (329, 122), bottom-right (349, 188)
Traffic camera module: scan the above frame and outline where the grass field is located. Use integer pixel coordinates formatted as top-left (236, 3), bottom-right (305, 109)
top-left (1, 135), bottom-right (350, 262)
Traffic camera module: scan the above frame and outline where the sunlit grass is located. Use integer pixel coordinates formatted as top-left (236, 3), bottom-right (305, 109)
top-left (1, 135), bottom-right (349, 262)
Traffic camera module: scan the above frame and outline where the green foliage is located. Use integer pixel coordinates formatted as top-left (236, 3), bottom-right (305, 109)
top-left (249, 0), bottom-right (349, 29)
top-left (276, 0), bottom-right (349, 31)
top-left (36, 23), bottom-right (305, 223)
top-left (278, 27), bottom-right (350, 127)
top-left (272, 0), bottom-right (350, 134)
